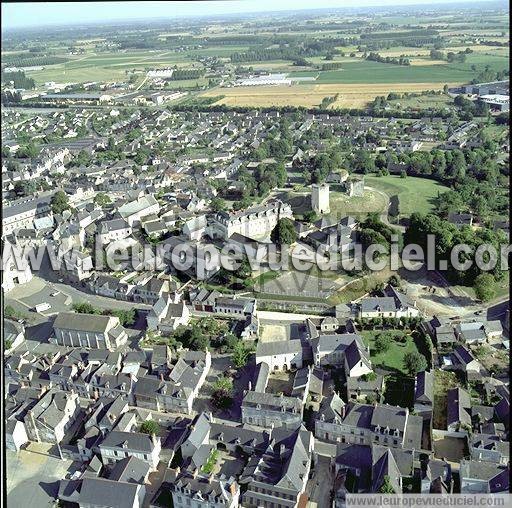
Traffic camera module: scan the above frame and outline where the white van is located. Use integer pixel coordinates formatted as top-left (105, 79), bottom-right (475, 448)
top-left (33, 302), bottom-right (51, 313)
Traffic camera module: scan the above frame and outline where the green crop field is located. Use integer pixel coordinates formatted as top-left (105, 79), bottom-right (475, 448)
top-left (365, 175), bottom-right (450, 216)
top-left (287, 55), bottom-right (508, 84)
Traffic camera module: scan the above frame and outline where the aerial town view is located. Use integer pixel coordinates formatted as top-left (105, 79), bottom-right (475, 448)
top-left (1, 0), bottom-right (510, 507)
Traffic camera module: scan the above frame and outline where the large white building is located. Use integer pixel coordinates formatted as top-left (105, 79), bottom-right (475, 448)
top-left (235, 73), bottom-right (291, 86)
top-left (208, 200), bottom-right (293, 240)
top-left (53, 312), bottom-right (128, 350)
top-left (2, 239), bottom-right (33, 293)
top-left (311, 183), bottom-right (330, 214)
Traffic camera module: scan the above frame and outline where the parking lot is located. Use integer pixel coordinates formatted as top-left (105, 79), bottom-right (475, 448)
top-left (7, 443), bottom-right (75, 507)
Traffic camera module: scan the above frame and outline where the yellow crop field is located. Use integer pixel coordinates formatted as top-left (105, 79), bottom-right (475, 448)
top-left (202, 82), bottom-right (454, 108)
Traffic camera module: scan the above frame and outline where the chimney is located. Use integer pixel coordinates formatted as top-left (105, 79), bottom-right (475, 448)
top-left (152, 433), bottom-right (158, 446)
top-left (208, 474), bottom-right (215, 484)
top-left (229, 482), bottom-right (237, 496)
top-left (248, 381), bottom-right (252, 391)
top-left (192, 468), bottom-right (198, 478)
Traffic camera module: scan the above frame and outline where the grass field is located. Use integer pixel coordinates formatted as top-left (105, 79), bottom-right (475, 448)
top-left (361, 329), bottom-right (421, 375)
top-left (23, 49), bottom-right (204, 84)
top-left (365, 175), bottom-right (450, 216)
top-left (329, 189), bottom-right (389, 219)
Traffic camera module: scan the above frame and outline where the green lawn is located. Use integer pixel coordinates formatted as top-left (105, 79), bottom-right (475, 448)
top-left (365, 175), bottom-right (450, 216)
top-left (361, 329), bottom-right (420, 374)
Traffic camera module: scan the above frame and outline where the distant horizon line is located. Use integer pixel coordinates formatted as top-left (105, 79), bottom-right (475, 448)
top-left (2, 0), bottom-right (507, 33)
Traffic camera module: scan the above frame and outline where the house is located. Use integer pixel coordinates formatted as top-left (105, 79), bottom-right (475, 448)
top-left (146, 295), bottom-right (190, 334)
top-left (6, 415), bottom-right (29, 452)
top-left (346, 373), bottom-right (385, 404)
top-left (448, 212), bottom-right (474, 228)
top-left (414, 370), bottom-right (434, 415)
top-left (214, 296), bottom-right (256, 317)
top-left (53, 312), bottom-right (128, 350)
top-left (98, 430), bottom-right (161, 470)
top-left (2, 239), bottom-right (33, 293)
top-left (239, 426), bottom-right (313, 508)
top-left (208, 200), bottom-right (293, 240)
top-left (312, 334), bottom-right (372, 378)
top-left (359, 285), bottom-right (419, 319)
top-left (459, 460), bottom-right (509, 493)
top-left (58, 456), bottom-right (150, 508)
top-left (455, 320), bottom-right (503, 345)
top-left (98, 218), bottom-right (132, 245)
top-left (241, 391), bottom-right (303, 430)
top-left (4, 319), bottom-right (25, 353)
top-left (446, 387), bottom-right (472, 432)
top-left (453, 345), bottom-right (481, 378)
top-left (117, 194), bottom-right (160, 227)
top-left (420, 458), bottom-right (453, 494)
top-left (24, 389), bottom-right (81, 444)
top-left (183, 215), bottom-right (207, 241)
top-left (255, 340), bottom-right (303, 371)
top-left (315, 401), bottom-right (423, 451)
top-left (134, 352), bottom-right (211, 415)
top-left (167, 469), bottom-right (240, 508)
top-left (470, 434), bottom-right (510, 465)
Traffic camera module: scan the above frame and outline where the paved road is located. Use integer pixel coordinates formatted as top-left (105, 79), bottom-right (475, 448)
top-left (365, 185), bottom-right (406, 233)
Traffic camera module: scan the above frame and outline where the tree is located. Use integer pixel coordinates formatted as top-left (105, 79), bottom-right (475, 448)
top-left (232, 341), bottom-right (252, 368)
top-left (210, 197), bottom-right (226, 212)
top-left (13, 180), bottom-right (36, 197)
top-left (473, 273), bottom-right (496, 302)
top-left (271, 218), bottom-right (297, 245)
top-left (374, 332), bottom-right (393, 354)
top-left (211, 375), bottom-right (233, 409)
top-left (403, 351), bottom-right (428, 377)
top-left (72, 302), bottom-right (99, 314)
top-left (140, 420), bottom-right (159, 435)
top-left (379, 476), bottom-right (395, 493)
top-left (51, 190), bottom-right (71, 215)
top-left (94, 193), bottom-right (111, 206)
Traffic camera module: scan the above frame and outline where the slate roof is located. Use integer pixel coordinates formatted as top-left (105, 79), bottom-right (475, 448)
top-left (415, 370), bottom-right (433, 404)
top-left (242, 391), bottom-right (302, 412)
top-left (100, 430), bottom-right (157, 453)
top-left (79, 478), bottom-right (141, 508)
top-left (54, 312), bottom-right (114, 333)
top-left (447, 387), bottom-right (472, 428)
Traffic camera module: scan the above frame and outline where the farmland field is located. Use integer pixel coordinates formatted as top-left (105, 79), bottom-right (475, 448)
top-left (365, 175), bottom-right (450, 216)
top-left (203, 82), bottom-right (461, 108)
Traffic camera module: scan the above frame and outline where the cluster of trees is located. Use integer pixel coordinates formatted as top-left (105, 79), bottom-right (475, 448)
top-left (230, 38), bottom-right (345, 64)
top-left (470, 66), bottom-right (509, 85)
top-left (321, 62), bottom-right (343, 70)
top-left (453, 95), bottom-right (489, 117)
top-left (305, 145), bottom-right (344, 183)
top-left (169, 68), bottom-right (203, 80)
top-left (320, 94), bottom-right (338, 108)
top-left (366, 52), bottom-right (410, 66)
top-left (404, 213), bottom-right (505, 291)
top-left (2, 55), bottom-right (69, 67)
top-left (1, 70), bottom-right (35, 89)
top-left (71, 302), bottom-right (136, 326)
top-left (359, 213), bottom-right (401, 256)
